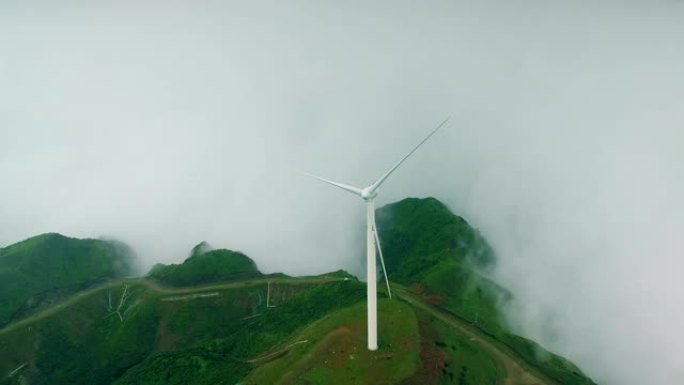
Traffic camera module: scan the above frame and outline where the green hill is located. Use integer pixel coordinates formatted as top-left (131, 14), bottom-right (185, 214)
top-left (0, 198), bottom-right (596, 385)
top-left (0, 233), bottom-right (135, 327)
top-left (147, 244), bottom-right (261, 286)
top-left (377, 197), bottom-right (593, 385)
top-left (0, 275), bottom-right (360, 385)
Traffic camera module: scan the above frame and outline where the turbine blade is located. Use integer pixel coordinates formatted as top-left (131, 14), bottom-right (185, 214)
top-left (369, 117), bottom-right (450, 193)
top-left (303, 172), bottom-right (363, 197)
top-left (373, 216), bottom-right (392, 300)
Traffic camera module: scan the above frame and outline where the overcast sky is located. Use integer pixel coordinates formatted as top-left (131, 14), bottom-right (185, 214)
top-left (2, 1), bottom-right (684, 383)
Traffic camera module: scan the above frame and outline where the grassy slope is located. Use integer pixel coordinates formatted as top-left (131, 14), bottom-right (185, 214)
top-left (429, 314), bottom-right (502, 385)
top-left (377, 197), bottom-right (595, 385)
top-left (412, 308), bottom-right (503, 385)
top-left (1, 275), bottom-right (510, 385)
top-left (112, 279), bottom-right (366, 385)
top-left (0, 197), bottom-right (597, 385)
top-left (245, 299), bottom-right (421, 385)
top-left (0, 233), bottom-right (134, 326)
top-left (0, 276), bottom-right (360, 385)
top-left (395, 283), bottom-right (554, 385)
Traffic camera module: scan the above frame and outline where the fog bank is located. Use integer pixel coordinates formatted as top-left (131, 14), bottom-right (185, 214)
top-left (2, 1), bottom-right (684, 383)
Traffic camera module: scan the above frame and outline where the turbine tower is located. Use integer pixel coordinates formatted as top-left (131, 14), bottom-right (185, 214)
top-left (306, 117), bottom-right (449, 351)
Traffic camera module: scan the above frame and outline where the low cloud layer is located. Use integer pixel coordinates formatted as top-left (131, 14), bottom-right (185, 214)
top-left (2, 1), bottom-right (683, 383)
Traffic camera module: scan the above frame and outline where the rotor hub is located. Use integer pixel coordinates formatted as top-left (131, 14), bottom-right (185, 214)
top-left (361, 186), bottom-right (377, 201)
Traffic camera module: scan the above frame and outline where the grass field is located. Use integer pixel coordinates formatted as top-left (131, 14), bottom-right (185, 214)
top-left (246, 299), bottom-right (420, 385)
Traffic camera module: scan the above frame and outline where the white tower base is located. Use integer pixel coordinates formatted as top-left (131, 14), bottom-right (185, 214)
top-left (366, 199), bottom-right (378, 351)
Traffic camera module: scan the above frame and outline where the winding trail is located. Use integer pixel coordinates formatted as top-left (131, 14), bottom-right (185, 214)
top-left (393, 285), bottom-right (557, 385)
top-left (0, 276), bottom-right (344, 336)
top-left (2, 276), bottom-right (563, 385)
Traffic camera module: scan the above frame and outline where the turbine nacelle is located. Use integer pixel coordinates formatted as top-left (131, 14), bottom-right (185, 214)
top-left (361, 186), bottom-right (378, 201)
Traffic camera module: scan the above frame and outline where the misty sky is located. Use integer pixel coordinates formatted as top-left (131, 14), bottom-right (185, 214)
top-left (2, 1), bottom-right (684, 384)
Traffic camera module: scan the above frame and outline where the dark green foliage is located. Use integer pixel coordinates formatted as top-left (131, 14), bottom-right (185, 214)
top-left (0, 278), bottom-right (362, 385)
top-left (33, 298), bottom-right (161, 385)
top-left (376, 197), bottom-right (496, 276)
top-left (0, 233), bottom-right (135, 326)
top-left (458, 365), bottom-right (468, 385)
top-left (407, 312), bottom-right (501, 385)
top-left (148, 249), bottom-right (261, 286)
top-left (112, 280), bottom-right (366, 385)
top-left (0, 197), bottom-right (597, 385)
top-left (377, 197), bottom-right (595, 385)
top-left (376, 198), bottom-right (509, 334)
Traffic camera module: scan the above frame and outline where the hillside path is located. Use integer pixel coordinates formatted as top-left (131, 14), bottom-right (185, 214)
top-left (393, 286), bottom-right (558, 385)
top-left (0, 276), bottom-right (344, 336)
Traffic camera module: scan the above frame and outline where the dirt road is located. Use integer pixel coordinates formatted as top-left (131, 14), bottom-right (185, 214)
top-left (0, 275), bottom-right (344, 336)
top-left (393, 286), bottom-right (557, 385)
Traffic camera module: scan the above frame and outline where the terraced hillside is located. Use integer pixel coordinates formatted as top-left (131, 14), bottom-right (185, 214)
top-left (0, 198), bottom-right (596, 384)
top-left (377, 198), bottom-right (593, 384)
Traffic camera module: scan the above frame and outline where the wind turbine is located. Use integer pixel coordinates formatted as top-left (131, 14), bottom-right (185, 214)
top-left (306, 117), bottom-right (449, 351)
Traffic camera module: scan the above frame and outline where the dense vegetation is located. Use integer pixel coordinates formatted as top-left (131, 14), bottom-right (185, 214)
top-left (0, 233), bottom-right (134, 326)
top-left (113, 280), bottom-right (366, 385)
top-left (377, 197), bottom-right (594, 385)
top-left (147, 244), bottom-right (261, 286)
top-left (0, 197), bottom-right (597, 385)
top-left (0, 276), bottom-right (364, 385)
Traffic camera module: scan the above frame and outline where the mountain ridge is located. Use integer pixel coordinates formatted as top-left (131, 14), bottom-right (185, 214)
top-left (0, 232), bottom-right (135, 327)
top-left (148, 248), bottom-right (261, 287)
top-left (0, 197), bottom-right (595, 385)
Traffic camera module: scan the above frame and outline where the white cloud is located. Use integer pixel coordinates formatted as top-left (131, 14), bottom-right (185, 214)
top-left (1, 1), bottom-right (684, 383)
